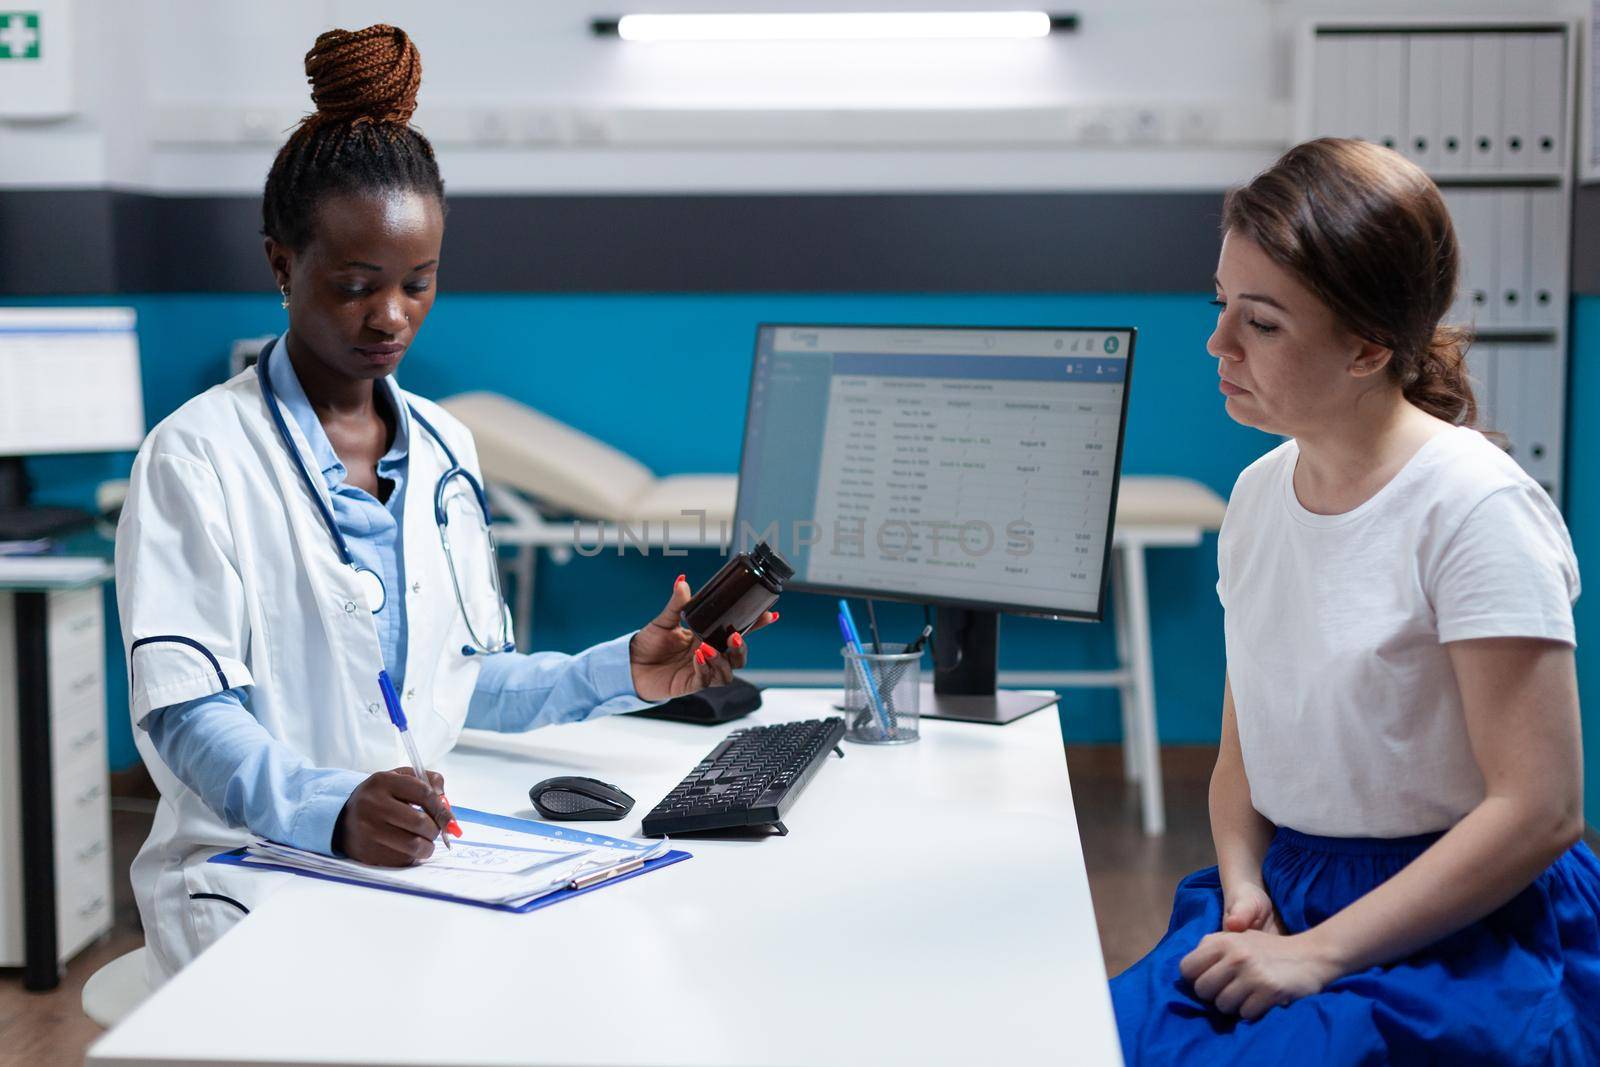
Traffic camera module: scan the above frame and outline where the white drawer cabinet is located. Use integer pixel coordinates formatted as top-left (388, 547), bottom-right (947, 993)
top-left (0, 585), bottom-right (116, 984)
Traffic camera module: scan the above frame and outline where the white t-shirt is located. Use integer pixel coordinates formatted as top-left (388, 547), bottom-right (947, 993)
top-left (1218, 426), bottom-right (1580, 838)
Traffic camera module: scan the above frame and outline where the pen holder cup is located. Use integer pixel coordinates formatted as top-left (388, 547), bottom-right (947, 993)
top-left (841, 643), bottom-right (921, 744)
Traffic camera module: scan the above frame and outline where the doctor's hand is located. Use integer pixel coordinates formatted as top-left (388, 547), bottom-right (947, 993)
top-left (628, 574), bottom-right (777, 701)
top-left (332, 768), bottom-right (450, 867)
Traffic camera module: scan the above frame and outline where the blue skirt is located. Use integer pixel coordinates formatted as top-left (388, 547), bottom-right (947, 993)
top-left (1110, 828), bottom-right (1600, 1066)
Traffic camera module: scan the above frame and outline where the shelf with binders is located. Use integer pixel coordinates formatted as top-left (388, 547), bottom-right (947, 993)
top-left (1299, 18), bottom-right (1576, 505)
top-left (1442, 180), bottom-right (1569, 499)
top-left (1439, 185), bottom-right (1568, 335)
top-left (1463, 339), bottom-right (1565, 499)
top-left (1307, 26), bottom-right (1570, 183)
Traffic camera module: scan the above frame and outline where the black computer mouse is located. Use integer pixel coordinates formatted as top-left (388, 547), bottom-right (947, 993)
top-left (529, 776), bottom-right (635, 821)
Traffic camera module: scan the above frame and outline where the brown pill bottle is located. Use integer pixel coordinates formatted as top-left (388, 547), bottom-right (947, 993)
top-left (680, 541), bottom-right (794, 653)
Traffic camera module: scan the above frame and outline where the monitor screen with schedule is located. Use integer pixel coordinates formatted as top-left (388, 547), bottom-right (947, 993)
top-left (734, 324), bottom-right (1134, 621)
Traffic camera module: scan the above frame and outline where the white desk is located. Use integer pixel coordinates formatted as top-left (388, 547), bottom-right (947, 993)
top-left (89, 689), bottom-right (1123, 1067)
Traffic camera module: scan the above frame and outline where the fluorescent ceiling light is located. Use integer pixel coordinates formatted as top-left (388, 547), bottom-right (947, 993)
top-left (607, 11), bottom-right (1064, 42)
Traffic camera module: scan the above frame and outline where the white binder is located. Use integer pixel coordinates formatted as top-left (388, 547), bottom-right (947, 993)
top-left (1370, 34), bottom-right (1405, 152)
top-left (1437, 34), bottom-right (1473, 173)
top-left (1440, 190), bottom-right (1469, 322)
top-left (1465, 342), bottom-right (1497, 433)
top-left (1492, 345), bottom-right (1525, 466)
top-left (1405, 34), bottom-right (1441, 171)
top-left (1521, 343), bottom-right (1563, 492)
top-left (1529, 32), bottom-right (1566, 173)
top-left (1342, 33), bottom-right (1378, 142)
top-left (1313, 34), bottom-right (1347, 137)
top-left (1494, 343), bottom-right (1562, 490)
top-left (1499, 34), bottom-right (1536, 174)
top-left (1473, 190), bottom-right (1501, 328)
top-left (1467, 34), bottom-right (1504, 172)
top-left (1449, 190), bottom-right (1496, 328)
top-left (1494, 190), bottom-right (1531, 327)
top-left (1528, 188), bottom-right (1566, 327)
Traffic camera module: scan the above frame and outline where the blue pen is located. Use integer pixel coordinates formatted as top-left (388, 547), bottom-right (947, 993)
top-left (837, 600), bottom-right (894, 735)
top-left (378, 670), bottom-right (459, 849)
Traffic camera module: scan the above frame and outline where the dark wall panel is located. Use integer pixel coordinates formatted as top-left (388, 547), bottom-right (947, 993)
top-left (110, 193), bottom-right (268, 294)
top-left (0, 190), bottom-right (117, 293)
top-left (1, 189), bottom-right (1226, 295)
top-left (441, 192), bottom-right (1226, 292)
top-left (1571, 185), bottom-right (1600, 296)
top-left (16, 186), bottom-right (1600, 295)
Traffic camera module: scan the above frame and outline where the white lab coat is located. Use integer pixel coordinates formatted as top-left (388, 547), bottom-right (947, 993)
top-left (115, 341), bottom-right (504, 985)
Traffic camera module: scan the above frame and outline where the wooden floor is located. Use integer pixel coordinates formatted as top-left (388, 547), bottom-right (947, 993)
top-left (1, 745), bottom-right (1221, 1066)
top-left (1072, 744), bottom-right (1221, 974)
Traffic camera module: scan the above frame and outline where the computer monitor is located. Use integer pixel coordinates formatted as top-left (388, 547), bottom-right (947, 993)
top-left (0, 307), bottom-right (146, 539)
top-left (734, 323), bottom-right (1134, 724)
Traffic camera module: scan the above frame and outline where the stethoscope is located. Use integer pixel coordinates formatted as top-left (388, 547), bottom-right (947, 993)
top-left (256, 340), bottom-right (514, 656)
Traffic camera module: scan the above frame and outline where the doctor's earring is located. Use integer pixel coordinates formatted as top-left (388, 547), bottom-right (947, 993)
top-left (279, 285), bottom-right (290, 310)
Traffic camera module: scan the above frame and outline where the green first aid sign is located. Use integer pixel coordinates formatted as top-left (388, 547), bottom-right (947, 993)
top-left (0, 12), bottom-right (41, 59)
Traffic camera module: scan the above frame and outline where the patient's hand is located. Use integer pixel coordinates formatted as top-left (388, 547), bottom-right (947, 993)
top-left (1222, 883), bottom-right (1285, 935)
top-left (628, 575), bottom-right (776, 701)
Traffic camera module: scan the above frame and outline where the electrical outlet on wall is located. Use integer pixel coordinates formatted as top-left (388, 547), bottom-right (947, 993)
top-left (1175, 107), bottom-right (1218, 144)
top-left (1124, 107), bottom-right (1166, 144)
top-left (1074, 108), bottom-right (1118, 144)
top-left (570, 110), bottom-right (610, 145)
top-left (518, 109), bottom-right (565, 145)
top-left (239, 110), bottom-right (279, 143)
top-left (470, 108), bottom-right (513, 146)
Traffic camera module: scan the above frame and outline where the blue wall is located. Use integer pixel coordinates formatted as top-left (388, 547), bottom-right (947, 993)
top-left (15, 292), bottom-right (1274, 772)
top-left (17, 290), bottom-right (1600, 832)
top-left (1569, 299), bottom-right (1600, 831)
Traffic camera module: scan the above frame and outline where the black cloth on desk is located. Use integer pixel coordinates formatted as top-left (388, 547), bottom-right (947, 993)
top-left (629, 677), bottom-right (762, 725)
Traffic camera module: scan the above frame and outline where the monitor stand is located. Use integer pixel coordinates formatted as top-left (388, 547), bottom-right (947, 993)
top-left (0, 458), bottom-right (93, 542)
top-left (921, 606), bottom-right (1055, 725)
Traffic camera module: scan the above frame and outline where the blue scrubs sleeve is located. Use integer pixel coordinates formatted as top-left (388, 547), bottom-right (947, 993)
top-left (142, 691), bottom-right (364, 855)
top-left (465, 632), bottom-right (649, 732)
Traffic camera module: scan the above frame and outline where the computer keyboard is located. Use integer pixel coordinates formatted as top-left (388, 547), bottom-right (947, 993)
top-left (641, 717), bottom-right (846, 837)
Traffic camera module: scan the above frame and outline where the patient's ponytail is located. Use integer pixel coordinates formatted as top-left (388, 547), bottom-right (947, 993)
top-left (1406, 323), bottom-right (1478, 427)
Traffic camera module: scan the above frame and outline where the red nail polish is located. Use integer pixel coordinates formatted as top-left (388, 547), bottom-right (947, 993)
top-left (704, 645), bottom-right (718, 659)
top-left (694, 647), bottom-right (707, 664)
top-left (770, 611), bottom-right (780, 622)
top-left (676, 574), bottom-right (686, 586)
top-left (730, 632), bottom-right (743, 649)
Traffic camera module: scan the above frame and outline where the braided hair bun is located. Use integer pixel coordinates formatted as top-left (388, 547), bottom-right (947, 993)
top-left (262, 24), bottom-right (444, 250)
top-left (304, 24), bottom-right (422, 130)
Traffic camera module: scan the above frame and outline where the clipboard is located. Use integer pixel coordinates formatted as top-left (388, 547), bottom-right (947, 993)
top-left (209, 806), bottom-right (691, 914)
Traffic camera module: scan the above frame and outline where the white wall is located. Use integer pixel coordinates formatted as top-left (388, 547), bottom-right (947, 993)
top-left (0, 0), bottom-right (1586, 193)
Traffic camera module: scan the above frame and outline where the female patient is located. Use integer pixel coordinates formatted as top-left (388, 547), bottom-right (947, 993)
top-left (1112, 139), bottom-right (1598, 1063)
top-left (116, 25), bottom-right (769, 983)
